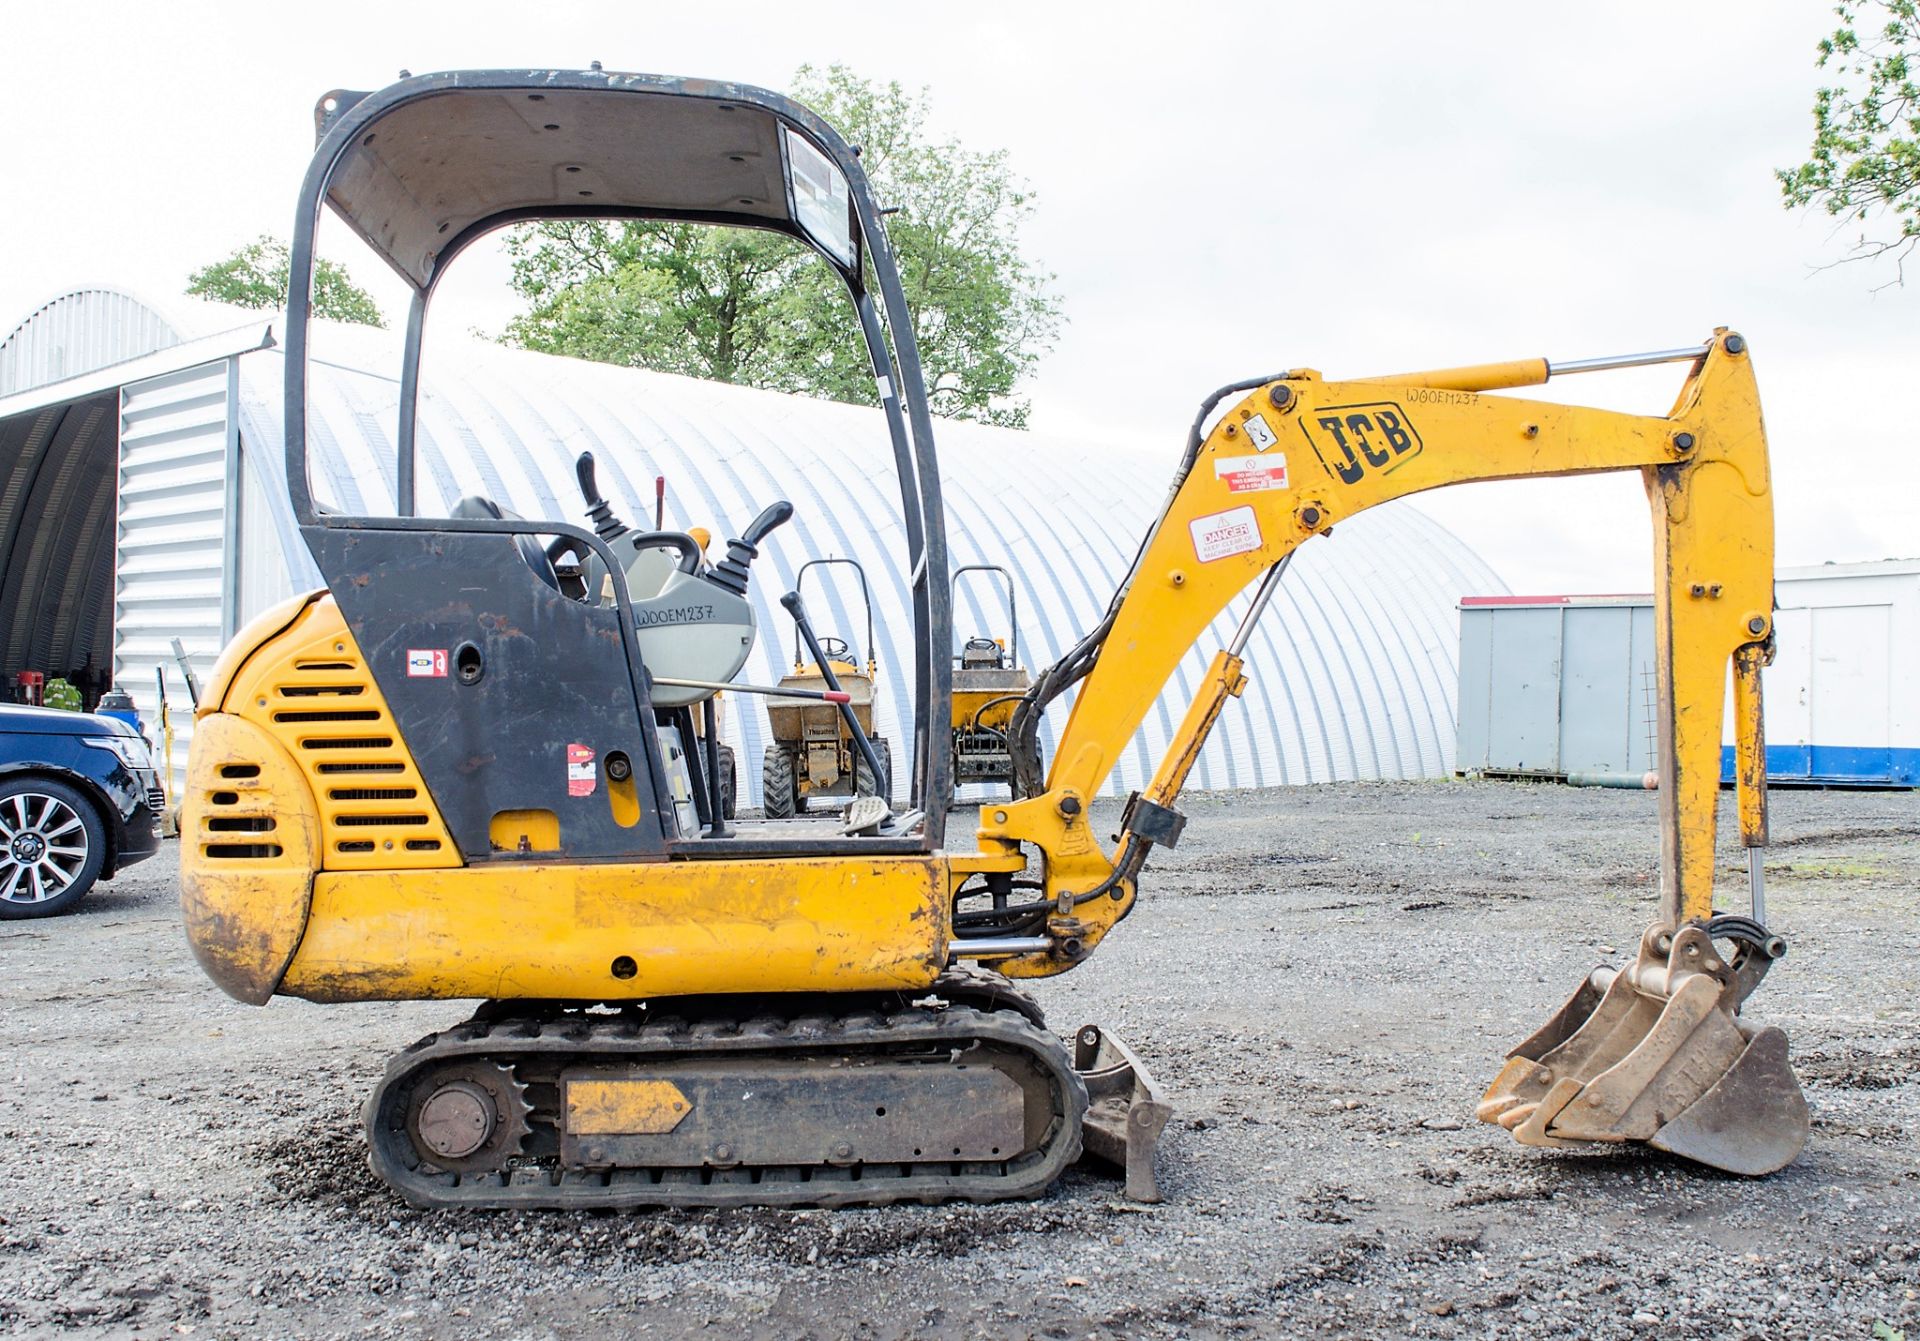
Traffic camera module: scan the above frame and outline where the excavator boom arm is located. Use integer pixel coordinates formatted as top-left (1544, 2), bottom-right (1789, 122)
top-left (979, 331), bottom-right (1772, 970)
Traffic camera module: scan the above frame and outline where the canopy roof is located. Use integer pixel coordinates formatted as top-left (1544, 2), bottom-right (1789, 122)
top-left (318, 73), bottom-right (840, 290)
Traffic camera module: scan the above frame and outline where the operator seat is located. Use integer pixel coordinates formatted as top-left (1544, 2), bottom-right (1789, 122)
top-left (450, 494), bottom-right (560, 592)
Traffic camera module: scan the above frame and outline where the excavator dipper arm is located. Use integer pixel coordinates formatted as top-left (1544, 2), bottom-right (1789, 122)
top-left (969, 329), bottom-right (1805, 1174)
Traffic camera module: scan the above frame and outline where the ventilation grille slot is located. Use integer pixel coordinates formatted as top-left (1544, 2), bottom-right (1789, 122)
top-left (206, 843), bottom-right (284, 859)
top-left (257, 647), bottom-right (456, 870)
top-left (206, 816), bottom-right (276, 833)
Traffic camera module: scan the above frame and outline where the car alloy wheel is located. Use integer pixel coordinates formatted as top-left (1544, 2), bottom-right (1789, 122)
top-left (0, 791), bottom-right (91, 907)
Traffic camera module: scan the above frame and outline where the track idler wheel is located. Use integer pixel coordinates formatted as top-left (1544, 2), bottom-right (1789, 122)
top-left (1477, 921), bottom-right (1809, 1175)
top-left (405, 1061), bottom-right (532, 1175)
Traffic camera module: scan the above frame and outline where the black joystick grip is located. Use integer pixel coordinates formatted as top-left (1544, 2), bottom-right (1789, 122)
top-left (742, 501), bottom-right (795, 546)
top-left (575, 451), bottom-right (629, 542)
top-left (710, 500), bottom-right (794, 596)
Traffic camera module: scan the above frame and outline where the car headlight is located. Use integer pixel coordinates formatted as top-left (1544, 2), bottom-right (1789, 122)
top-left (83, 735), bottom-right (153, 770)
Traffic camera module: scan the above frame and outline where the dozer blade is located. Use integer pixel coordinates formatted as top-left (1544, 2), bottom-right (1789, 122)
top-left (1478, 922), bottom-right (1809, 1175)
top-left (1074, 1024), bottom-right (1173, 1202)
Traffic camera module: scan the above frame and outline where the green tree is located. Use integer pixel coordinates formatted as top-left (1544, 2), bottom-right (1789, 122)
top-left (187, 235), bottom-right (386, 326)
top-left (1778, 1), bottom-right (1920, 279)
top-left (502, 66), bottom-right (1061, 427)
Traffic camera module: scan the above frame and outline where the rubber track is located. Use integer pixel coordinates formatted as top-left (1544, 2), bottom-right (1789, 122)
top-left (364, 995), bottom-right (1087, 1210)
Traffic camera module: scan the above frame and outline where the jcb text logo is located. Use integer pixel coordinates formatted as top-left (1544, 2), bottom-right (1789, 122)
top-left (1302, 402), bottom-right (1423, 485)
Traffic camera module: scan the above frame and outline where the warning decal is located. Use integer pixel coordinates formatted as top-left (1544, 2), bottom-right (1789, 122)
top-left (1189, 505), bottom-right (1263, 563)
top-left (1243, 414), bottom-right (1279, 451)
top-left (1214, 454), bottom-right (1289, 493)
top-left (567, 743), bottom-right (597, 797)
top-left (406, 648), bottom-right (448, 678)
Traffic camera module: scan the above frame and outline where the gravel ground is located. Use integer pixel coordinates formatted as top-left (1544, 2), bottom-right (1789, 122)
top-left (5, 779), bottom-right (1918, 1340)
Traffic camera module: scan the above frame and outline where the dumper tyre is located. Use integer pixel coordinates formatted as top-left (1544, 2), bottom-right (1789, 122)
top-left (717, 745), bottom-right (737, 820)
top-left (761, 745), bottom-right (798, 819)
top-left (857, 736), bottom-right (892, 803)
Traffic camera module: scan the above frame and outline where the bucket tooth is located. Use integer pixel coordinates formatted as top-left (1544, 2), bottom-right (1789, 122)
top-left (1478, 922), bottom-right (1809, 1175)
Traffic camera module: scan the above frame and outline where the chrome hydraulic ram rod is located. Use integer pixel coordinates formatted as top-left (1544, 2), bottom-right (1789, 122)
top-left (950, 937), bottom-right (1054, 960)
top-left (1547, 344), bottom-right (1714, 377)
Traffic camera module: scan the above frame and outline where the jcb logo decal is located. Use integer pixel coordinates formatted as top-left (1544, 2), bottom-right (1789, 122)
top-left (1301, 402), bottom-right (1423, 485)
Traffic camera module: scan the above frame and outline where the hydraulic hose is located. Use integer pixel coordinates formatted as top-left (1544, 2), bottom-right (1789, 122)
top-left (1007, 371), bottom-right (1289, 797)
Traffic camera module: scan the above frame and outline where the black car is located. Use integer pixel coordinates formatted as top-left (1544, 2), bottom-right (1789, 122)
top-left (0, 704), bottom-right (164, 918)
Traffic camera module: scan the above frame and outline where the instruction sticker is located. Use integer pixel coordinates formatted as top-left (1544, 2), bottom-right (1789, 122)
top-left (1243, 414), bottom-right (1279, 452)
top-left (1189, 506), bottom-right (1263, 563)
top-left (1214, 454), bottom-right (1289, 493)
top-left (406, 648), bottom-right (448, 678)
top-left (567, 743), bottom-right (597, 797)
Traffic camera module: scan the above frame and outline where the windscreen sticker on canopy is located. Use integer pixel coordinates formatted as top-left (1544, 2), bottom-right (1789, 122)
top-left (782, 125), bottom-right (855, 269)
top-left (1189, 506), bottom-right (1263, 563)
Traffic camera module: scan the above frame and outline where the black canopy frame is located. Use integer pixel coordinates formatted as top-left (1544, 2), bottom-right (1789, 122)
top-left (279, 68), bottom-right (953, 845)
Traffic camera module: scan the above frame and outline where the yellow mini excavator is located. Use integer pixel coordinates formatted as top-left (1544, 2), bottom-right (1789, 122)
top-left (181, 68), bottom-right (1807, 1210)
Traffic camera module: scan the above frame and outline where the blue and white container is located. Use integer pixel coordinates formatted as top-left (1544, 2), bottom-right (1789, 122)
top-left (1730, 559), bottom-right (1920, 787)
top-left (1456, 559), bottom-right (1920, 790)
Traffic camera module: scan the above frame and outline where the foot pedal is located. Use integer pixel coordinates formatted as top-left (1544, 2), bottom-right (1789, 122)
top-left (1074, 1024), bottom-right (1173, 1202)
top-left (842, 795), bottom-right (890, 835)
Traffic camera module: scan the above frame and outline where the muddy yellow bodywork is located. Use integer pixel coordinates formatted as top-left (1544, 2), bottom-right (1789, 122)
top-left (182, 599), bottom-right (951, 1004)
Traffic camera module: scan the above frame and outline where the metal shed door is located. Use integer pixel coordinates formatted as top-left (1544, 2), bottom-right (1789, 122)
top-left (1810, 604), bottom-right (1893, 782)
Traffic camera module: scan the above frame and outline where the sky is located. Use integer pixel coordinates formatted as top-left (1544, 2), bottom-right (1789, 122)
top-left (2, 0), bottom-right (1912, 593)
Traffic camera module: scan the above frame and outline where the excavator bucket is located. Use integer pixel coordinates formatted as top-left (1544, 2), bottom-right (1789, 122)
top-left (1477, 922), bottom-right (1809, 1176)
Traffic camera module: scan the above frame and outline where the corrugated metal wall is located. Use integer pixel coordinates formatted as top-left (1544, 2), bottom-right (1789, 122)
top-left (0, 393), bottom-right (119, 680)
top-left (114, 361), bottom-right (233, 787)
top-left (0, 289), bottom-right (182, 397)
top-left (0, 286), bottom-right (1513, 805)
top-left (234, 330), bottom-right (1505, 805)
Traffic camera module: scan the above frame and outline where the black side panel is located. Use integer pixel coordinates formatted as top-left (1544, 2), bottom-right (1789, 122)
top-left (305, 526), bottom-right (670, 861)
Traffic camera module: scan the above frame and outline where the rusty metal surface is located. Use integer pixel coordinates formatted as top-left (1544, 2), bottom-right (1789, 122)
top-left (1073, 1023), bottom-right (1174, 1203)
top-left (1478, 921), bottom-right (1808, 1175)
top-left (559, 1061), bottom-right (1026, 1169)
top-left (405, 1060), bottom-right (530, 1175)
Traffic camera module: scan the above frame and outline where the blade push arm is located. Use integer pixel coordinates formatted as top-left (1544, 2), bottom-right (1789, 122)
top-left (975, 330), bottom-right (1773, 975)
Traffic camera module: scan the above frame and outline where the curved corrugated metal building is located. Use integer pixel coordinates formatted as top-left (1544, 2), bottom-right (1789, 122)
top-left (1, 287), bottom-right (1507, 801)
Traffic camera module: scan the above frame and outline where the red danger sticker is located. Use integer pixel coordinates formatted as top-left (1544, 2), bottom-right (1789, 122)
top-left (567, 743), bottom-right (597, 797)
top-left (406, 648), bottom-right (448, 678)
top-left (1214, 454), bottom-right (1289, 493)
